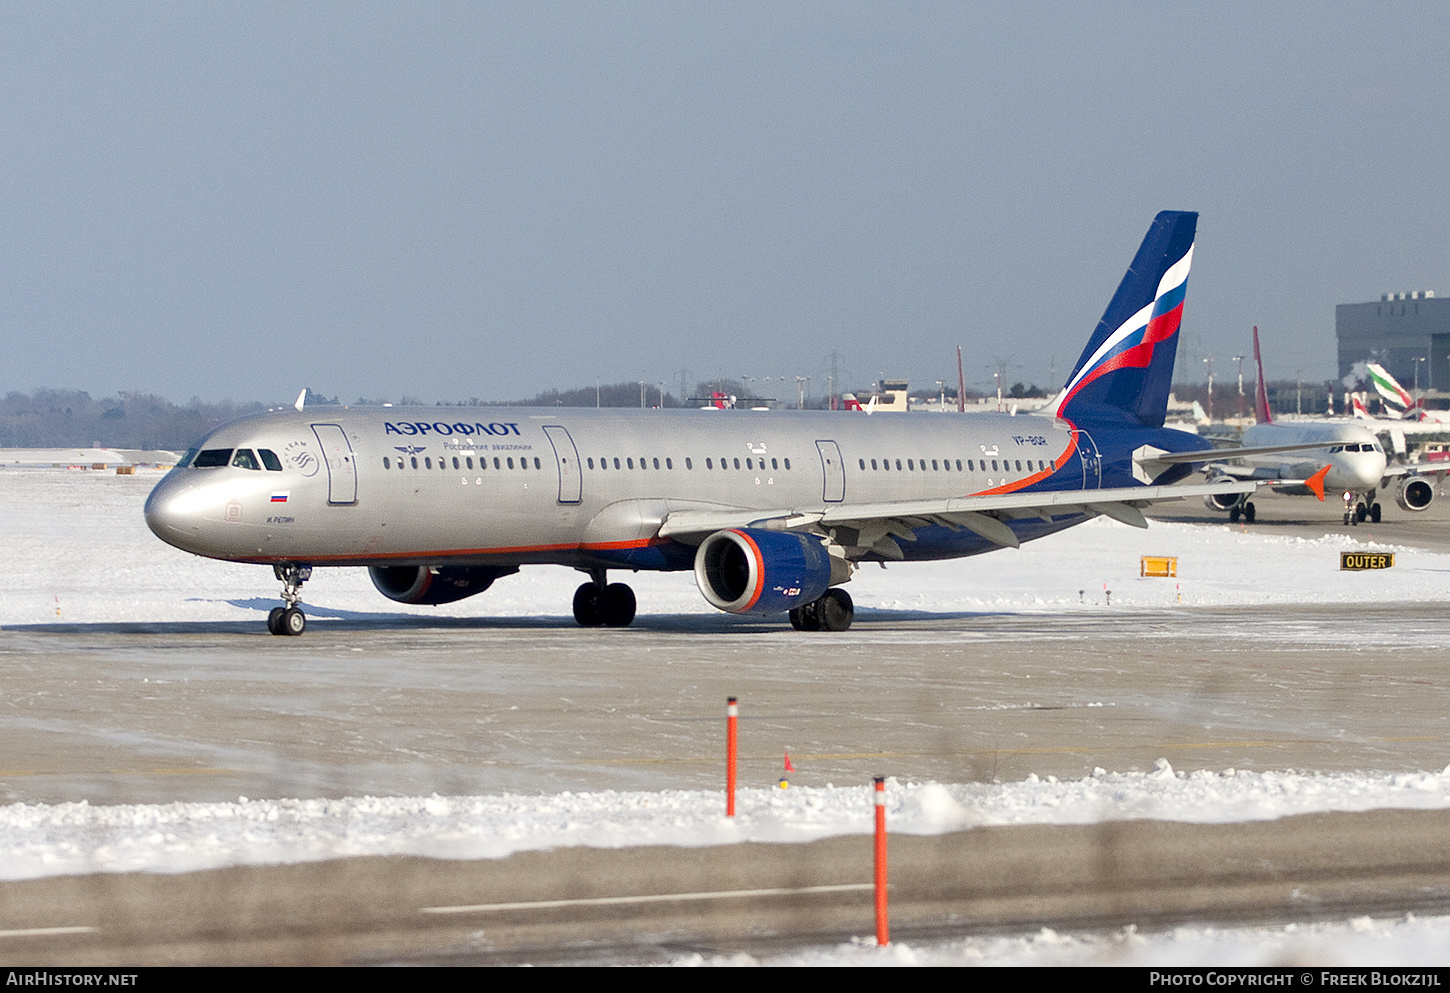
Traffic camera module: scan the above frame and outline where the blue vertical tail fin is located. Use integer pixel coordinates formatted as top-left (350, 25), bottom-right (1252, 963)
top-left (1052, 211), bottom-right (1197, 427)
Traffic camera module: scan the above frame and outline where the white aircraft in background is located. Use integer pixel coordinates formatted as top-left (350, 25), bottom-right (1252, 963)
top-left (1194, 328), bottom-right (1442, 525)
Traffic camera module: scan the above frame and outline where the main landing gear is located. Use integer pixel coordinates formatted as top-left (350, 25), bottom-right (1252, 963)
top-left (573, 570), bottom-right (637, 627)
top-left (1342, 491), bottom-right (1382, 526)
top-left (1228, 500), bottom-right (1256, 524)
top-left (789, 588), bottom-right (855, 632)
top-left (267, 563), bottom-right (312, 636)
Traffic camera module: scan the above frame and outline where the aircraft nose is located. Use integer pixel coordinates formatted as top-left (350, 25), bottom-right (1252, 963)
top-left (144, 473), bottom-right (204, 550)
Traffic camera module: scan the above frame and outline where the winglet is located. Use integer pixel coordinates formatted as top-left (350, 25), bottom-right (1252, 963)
top-left (1306, 464), bottom-right (1330, 501)
top-left (294, 388), bottom-right (307, 412)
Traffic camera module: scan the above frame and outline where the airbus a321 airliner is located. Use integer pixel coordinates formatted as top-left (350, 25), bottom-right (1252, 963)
top-left (145, 211), bottom-right (1257, 635)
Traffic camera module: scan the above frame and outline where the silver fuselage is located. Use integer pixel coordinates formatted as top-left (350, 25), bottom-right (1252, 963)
top-left (145, 405), bottom-right (1175, 570)
top-left (1238, 421), bottom-right (1385, 495)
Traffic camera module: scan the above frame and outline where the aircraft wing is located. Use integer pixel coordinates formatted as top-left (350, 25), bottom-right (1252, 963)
top-left (1380, 462), bottom-right (1450, 483)
top-left (1137, 441), bottom-right (1341, 466)
top-left (657, 479), bottom-right (1258, 557)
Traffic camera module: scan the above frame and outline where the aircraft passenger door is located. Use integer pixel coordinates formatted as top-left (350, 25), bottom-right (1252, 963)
top-left (542, 425), bottom-right (582, 504)
top-left (815, 440), bottom-right (846, 502)
top-left (310, 423), bottom-right (358, 505)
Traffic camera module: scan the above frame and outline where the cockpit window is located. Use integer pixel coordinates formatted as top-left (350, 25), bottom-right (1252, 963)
top-left (258, 448), bottom-right (282, 471)
top-left (176, 449), bottom-right (198, 468)
top-left (231, 449), bottom-right (261, 470)
top-left (192, 448), bottom-right (233, 468)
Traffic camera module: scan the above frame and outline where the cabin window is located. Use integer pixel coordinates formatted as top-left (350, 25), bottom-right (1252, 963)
top-left (907, 459), bottom-right (914, 470)
top-left (746, 458), bottom-right (753, 470)
top-left (666, 458), bottom-right (673, 469)
top-left (231, 449), bottom-right (261, 470)
top-left (932, 460), bottom-right (939, 471)
top-left (492, 457), bottom-right (500, 469)
top-left (535, 457), bottom-right (542, 469)
top-left (466, 457), bottom-right (473, 469)
top-left (451, 457), bottom-right (459, 469)
top-left (506, 457), bottom-right (514, 469)
top-left (871, 459), bottom-right (878, 470)
top-left (411, 457), bottom-right (419, 469)
top-left (192, 449), bottom-right (233, 468)
top-left (772, 458), bottom-right (778, 470)
top-left (734, 458), bottom-right (741, 469)
top-left (991, 460), bottom-right (998, 471)
top-left (587, 458), bottom-right (594, 469)
top-left (609, 457), bottom-right (618, 469)
top-left (783, 458), bottom-right (791, 470)
top-left (881, 458), bottom-right (889, 471)
top-left (259, 449), bottom-right (282, 471)
top-left (706, 458), bottom-right (713, 469)
top-left (653, 458), bottom-right (661, 469)
top-left (859, 459), bottom-right (866, 470)
top-left (895, 459), bottom-right (903, 470)
top-left (1015, 460), bottom-right (1022, 472)
top-left (685, 458), bottom-right (692, 469)
top-left (424, 457), bottom-right (433, 469)
top-left (626, 458), bottom-right (634, 469)
top-left (383, 457), bottom-right (391, 469)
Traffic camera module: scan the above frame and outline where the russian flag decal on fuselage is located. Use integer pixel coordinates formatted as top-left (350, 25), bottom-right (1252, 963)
top-left (271, 492), bottom-right (289, 504)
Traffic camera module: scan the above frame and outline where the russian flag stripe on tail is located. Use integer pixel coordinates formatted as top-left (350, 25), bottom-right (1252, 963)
top-left (1054, 211), bottom-right (1197, 427)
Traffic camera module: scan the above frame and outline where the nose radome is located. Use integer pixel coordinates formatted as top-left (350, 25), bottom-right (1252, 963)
top-left (144, 475), bottom-right (200, 547)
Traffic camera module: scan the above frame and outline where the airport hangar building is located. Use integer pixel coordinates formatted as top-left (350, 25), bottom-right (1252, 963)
top-left (1338, 291), bottom-right (1450, 394)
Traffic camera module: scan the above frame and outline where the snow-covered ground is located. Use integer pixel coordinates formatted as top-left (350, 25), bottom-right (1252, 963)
top-left (4, 466), bottom-right (1450, 965)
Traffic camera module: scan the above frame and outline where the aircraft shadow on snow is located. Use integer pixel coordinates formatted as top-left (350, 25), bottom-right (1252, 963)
top-left (2, 599), bottom-right (996, 636)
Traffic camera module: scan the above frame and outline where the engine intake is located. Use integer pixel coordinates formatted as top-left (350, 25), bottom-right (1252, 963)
top-left (1202, 476), bottom-right (1244, 512)
top-left (368, 565), bottom-right (517, 605)
top-left (1396, 478), bottom-right (1434, 512)
top-left (693, 528), bottom-right (833, 614)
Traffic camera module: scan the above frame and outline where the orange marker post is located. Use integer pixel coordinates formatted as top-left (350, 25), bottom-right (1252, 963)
top-left (726, 697), bottom-right (738, 817)
top-left (874, 776), bottom-right (889, 945)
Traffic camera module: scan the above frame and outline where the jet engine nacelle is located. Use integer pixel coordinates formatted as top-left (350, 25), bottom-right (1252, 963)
top-left (693, 528), bottom-right (833, 615)
top-left (1202, 476), bottom-right (1244, 512)
top-left (1396, 477), bottom-right (1435, 512)
top-left (368, 565), bottom-right (516, 605)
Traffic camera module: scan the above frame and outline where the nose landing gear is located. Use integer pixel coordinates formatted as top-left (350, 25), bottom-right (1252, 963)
top-left (1342, 492), bottom-right (1382, 526)
top-left (268, 563), bottom-right (312, 636)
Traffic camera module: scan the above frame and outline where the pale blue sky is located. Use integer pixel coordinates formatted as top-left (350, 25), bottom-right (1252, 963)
top-left (3, 3), bottom-right (1446, 403)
